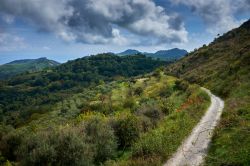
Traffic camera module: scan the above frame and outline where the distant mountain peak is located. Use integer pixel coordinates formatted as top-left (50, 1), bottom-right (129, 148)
top-left (117, 48), bottom-right (188, 61)
top-left (38, 57), bottom-right (48, 60)
top-left (118, 49), bottom-right (140, 56)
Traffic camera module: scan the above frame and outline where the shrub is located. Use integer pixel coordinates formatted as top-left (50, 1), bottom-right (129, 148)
top-left (152, 68), bottom-right (162, 78)
top-left (18, 128), bottom-right (94, 166)
top-left (18, 133), bottom-right (57, 166)
top-left (82, 117), bottom-right (117, 163)
top-left (159, 99), bottom-right (172, 115)
top-left (174, 80), bottom-right (189, 91)
top-left (134, 87), bottom-right (143, 96)
top-left (54, 129), bottom-right (94, 166)
top-left (0, 131), bottom-right (23, 161)
top-left (159, 85), bottom-right (173, 98)
top-left (136, 105), bottom-right (163, 127)
top-left (123, 97), bottom-right (136, 110)
top-left (112, 113), bottom-right (141, 148)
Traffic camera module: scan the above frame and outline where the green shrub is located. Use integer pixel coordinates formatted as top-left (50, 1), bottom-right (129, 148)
top-left (123, 97), bottom-right (136, 111)
top-left (18, 128), bottom-right (94, 166)
top-left (18, 133), bottom-right (57, 165)
top-left (174, 80), bottom-right (189, 91)
top-left (134, 87), bottom-right (143, 96)
top-left (82, 117), bottom-right (117, 163)
top-left (0, 131), bottom-right (23, 161)
top-left (136, 105), bottom-right (163, 127)
top-left (54, 129), bottom-right (94, 166)
top-left (112, 113), bottom-right (141, 148)
top-left (159, 85), bottom-right (173, 98)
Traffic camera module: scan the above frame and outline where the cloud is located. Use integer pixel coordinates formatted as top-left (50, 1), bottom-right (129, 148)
top-left (170, 0), bottom-right (250, 34)
top-left (0, 0), bottom-right (188, 45)
top-left (1, 14), bottom-right (14, 24)
top-left (43, 46), bottom-right (51, 51)
top-left (0, 32), bottom-right (27, 51)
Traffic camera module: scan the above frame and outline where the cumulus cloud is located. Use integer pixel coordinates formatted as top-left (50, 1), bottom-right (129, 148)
top-left (0, 0), bottom-right (188, 45)
top-left (1, 14), bottom-right (14, 24)
top-left (170, 0), bottom-right (250, 34)
top-left (42, 46), bottom-right (51, 51)
top-left (0, 32), bottom-right (27, 51)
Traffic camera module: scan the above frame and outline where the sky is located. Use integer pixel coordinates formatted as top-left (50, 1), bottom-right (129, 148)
top-left (0, 0), bottom-right (249, 64)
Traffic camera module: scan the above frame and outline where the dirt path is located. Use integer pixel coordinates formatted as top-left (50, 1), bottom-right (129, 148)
top-left (164, 88), bottom-right (224, 166)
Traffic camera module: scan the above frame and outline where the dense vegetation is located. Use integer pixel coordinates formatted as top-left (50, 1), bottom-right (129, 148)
top-left (0, 54), bottom-right (166, 127)
top-left (166, 19), bottom-right (250, 165)
top-left (0, 57), bottom-right (60, 80)
top-left (0, 71), bottom-right (210, 166)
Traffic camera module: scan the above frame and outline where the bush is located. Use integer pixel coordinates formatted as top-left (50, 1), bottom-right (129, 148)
top-left (174, 80), bottom-right (189, 91)
top-left (152, 68), bottom-right (162, 78)
top-left (18, 133), bottom-right (57, 165)
top-left (136, 105), bottom-right (163, 127)
top-left (82, 117), bottom-right (117, 163)
top-left (123, 97), bottom-right (136, 110)
top-left (134, 87), bottom-right (143, 96)
top-left (54, 129), bottom-right (94, 166)
top-left (18, 129), bottom-right (94, 166)
top-left (159, 85), bottom-right (173, 98)
top-left (112, 113), bottom-right (141, 148)
top-left (0, 131), bottom-right (23, 161)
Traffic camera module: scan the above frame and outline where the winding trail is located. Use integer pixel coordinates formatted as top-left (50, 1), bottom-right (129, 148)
top-left (164, 88), bottom-right (224, 166)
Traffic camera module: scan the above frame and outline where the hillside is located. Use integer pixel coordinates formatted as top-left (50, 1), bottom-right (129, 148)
top-left (0, 71), bottom-right (210, 166)
top-left (0, 57), bottom-right (60, 80)
top-left (166, 19), bottom-right (250, 165)
top-left (118, 48), bottom-right (188, 61)
top-left (0, 54), bottom-right (166, 127)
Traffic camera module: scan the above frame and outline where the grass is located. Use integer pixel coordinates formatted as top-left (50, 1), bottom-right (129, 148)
top-left (205, 88), bottom-right (250, 165)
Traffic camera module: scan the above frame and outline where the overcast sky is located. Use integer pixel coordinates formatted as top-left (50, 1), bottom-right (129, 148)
top-left (0, 0), bottom-right (249, 64)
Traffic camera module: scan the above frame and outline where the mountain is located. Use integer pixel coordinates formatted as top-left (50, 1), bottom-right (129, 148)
top-left (118, 49), bottom-right (141, 56)
top-left (166, 19), bottom-right (250, 165)
top-left (0, 57), bottom-right (60, 80)
top-left (148, 48), bottom-right (188, 61)
top-left (117, 48), bottom-right (188, 61)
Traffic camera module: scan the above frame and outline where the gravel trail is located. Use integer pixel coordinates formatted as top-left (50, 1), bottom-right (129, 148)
top-left (164, 88), bottom-right (224, 166)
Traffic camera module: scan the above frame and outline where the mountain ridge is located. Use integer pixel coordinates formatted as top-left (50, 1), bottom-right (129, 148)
top-left (0, 57), bottom-right (60, 80)
top-left (117, 48), bottom-right (188, 61)
top-left (5, 57), bottom-right (59, 65)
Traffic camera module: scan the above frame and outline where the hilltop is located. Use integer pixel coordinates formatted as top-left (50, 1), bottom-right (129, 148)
top-left (0, 57), bottom-right (60, 80)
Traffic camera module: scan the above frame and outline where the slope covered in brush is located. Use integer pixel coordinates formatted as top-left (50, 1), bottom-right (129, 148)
top-left (166, 20), bottom-right (250, 165)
